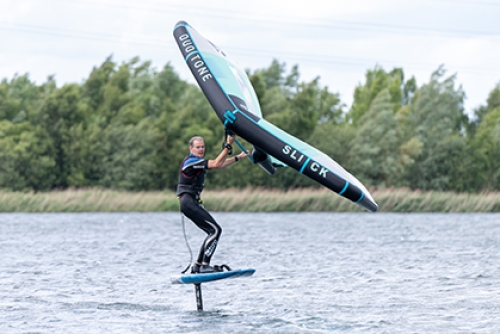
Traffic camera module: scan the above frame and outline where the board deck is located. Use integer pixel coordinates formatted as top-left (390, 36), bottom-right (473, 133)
top-left (171, 268), bottom-right (255, 285)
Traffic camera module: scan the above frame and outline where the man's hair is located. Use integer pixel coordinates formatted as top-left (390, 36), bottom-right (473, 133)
top-left (189, 136), bottom-right (204, 147)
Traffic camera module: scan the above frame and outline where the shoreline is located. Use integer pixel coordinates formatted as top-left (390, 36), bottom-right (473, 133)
top-left (1, 188), bottom-right (499, 213)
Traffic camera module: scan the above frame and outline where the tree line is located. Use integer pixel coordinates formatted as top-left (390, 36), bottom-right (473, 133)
top-left (0, 56), bottom-right (499, 193)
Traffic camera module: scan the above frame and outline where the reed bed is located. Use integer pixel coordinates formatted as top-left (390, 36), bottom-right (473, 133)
top-left (0, 188), bottom-right (499, 213)
top-left (0, 189), bottom-right (178, 213)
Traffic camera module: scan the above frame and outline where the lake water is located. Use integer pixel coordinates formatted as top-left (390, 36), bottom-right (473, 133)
top-left (0, 212), bottom-right (499, 333)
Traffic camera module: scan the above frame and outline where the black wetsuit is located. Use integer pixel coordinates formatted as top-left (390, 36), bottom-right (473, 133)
top-left (177, 154), bottom-right (221, 265)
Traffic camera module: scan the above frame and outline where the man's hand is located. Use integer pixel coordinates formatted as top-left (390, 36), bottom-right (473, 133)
top-left (237, 151), bottom-right (250, 160)
top-left (227, 134), bottom-right (235, 145)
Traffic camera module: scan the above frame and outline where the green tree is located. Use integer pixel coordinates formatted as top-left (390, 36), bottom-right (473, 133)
top-left (251, 59), bottom-right (300, 92)
top-left (64, 123), bottom-right (105, 187)
top-left (5, 56), bottom-right (500, 194)
top-left (464, 83), bottom-right (500, 190)
top-left (98, 119), bottom-right (163, 190)
top-left (404, 66), bottom-right (467, 191)
top-left (468, 83), bottom-right (500, 137)
top-left (0, 121), bottom-right (56, 191)
top-left (308, 121), bottom-right (357, 174)
top-left (35, 83), bottom-right (89, 188)
top-left (255, 61), bottom-right (343, 141)
top-left (348, 66), bottom-right (416, 124)
top-left (83, 55), bottom-right (116, 112)
top-left (468, 106), bottom-right (500, 190)
top-left (348, 89), bottom-right (422, 188)
top-left (155, 78), bottom-right (222, 190)
top-left (0, 74), bottom-right (41, 123)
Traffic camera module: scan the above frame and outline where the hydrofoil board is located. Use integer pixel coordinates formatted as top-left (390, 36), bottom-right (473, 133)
top-left (171, 268), bottom-right (255, 285)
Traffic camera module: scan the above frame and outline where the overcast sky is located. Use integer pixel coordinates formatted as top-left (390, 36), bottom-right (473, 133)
top-left (1, 0), bottom-right (499, 116)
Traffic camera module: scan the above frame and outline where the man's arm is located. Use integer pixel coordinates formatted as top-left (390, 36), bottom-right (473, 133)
top-left (207, 135), bottom-right (250, 169)
top-left (219, 151), bottom-right (249, 168)
top-left (207, 135), bottom-right (236, 169)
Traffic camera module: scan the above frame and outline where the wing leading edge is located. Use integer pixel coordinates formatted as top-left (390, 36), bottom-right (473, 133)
top-left (225, 109), bottom-right (378, 212)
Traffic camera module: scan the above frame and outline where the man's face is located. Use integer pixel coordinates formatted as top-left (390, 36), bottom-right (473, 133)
top-left (190, 140), bottom-right (205, 158)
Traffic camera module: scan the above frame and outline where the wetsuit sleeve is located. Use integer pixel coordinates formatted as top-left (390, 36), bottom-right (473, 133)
top-left (181, 158), bottom-right (209, 177)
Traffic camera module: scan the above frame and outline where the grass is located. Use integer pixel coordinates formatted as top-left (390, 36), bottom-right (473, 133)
top-left (0, 187), bottom-right (499, 213)
top-left (0, 188), bottom-right (178, 213)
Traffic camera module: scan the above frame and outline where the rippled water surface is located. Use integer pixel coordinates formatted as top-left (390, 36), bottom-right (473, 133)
top-left (1, 212), bottom-right (499, 333)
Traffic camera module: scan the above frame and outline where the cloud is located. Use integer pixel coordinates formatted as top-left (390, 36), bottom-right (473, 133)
top-left (0, 0), bottom-right (499, 115)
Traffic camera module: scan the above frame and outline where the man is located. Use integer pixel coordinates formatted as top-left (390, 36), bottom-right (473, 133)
top-left (177, 134), bottom-right (249, 273)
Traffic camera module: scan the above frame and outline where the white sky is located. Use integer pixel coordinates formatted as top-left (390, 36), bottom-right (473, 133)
top-left (1, 0), bottom-right (499, 116)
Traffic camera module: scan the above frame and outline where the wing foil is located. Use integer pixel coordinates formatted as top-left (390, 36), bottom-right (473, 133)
top-left (173, 21), bottom-right (378, 212)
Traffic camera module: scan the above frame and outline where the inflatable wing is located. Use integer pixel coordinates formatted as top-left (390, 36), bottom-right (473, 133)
top-left (173, 21), bottom-right (378, 212)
